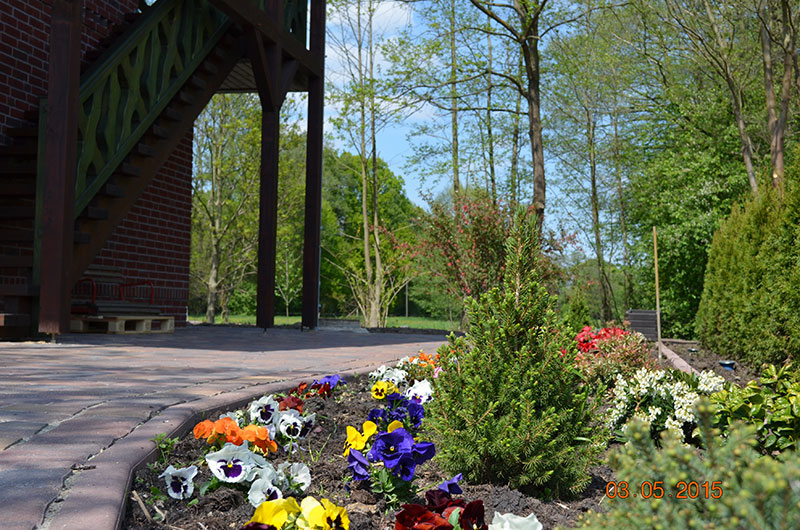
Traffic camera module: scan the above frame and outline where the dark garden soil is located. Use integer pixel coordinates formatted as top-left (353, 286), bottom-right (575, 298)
top-left (124, 375), bottom-right (612, 530)
top-left (660, 340), bottom-right (760, 386)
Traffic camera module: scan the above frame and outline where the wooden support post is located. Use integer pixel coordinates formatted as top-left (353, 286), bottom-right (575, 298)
top-left (39, 0), bottom-right (82, 334)
top-left (249, 29), bottom-right (282, 329)
top-left (302, 0), bottom-right (326, 330)
top-left (653, 226), bottom-right (663, 360)
top-left (257, 108), bottom-right (280, 329)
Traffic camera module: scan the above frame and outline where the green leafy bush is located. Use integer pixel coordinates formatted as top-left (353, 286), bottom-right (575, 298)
top-left (573, 403), bottom-right (800, 530)
top-left (425, 210), bottom-right (607, 498)
top-left (696, 171), bottom-right (800, 366)
top-left (712, 363), bottom-right (800, 454)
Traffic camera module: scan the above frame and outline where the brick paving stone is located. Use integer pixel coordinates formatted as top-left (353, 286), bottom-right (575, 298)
top-left (0, 326), bottom-right (447, 529)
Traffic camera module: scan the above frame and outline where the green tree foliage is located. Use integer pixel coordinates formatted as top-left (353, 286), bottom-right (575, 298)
top-left (426, 210), bottom-right (606, 498)
top-left (191, 94), bottom-right (261, 322)
top-left (696, 162), bottom-right (800, 366)
top-left (574, 404), bottom-right (800, 529)
top-left (321, 149), bottom-right (422, 322)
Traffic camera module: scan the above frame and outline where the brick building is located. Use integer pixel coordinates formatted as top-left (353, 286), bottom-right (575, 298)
top-left (0, 0), bottom-right (325, 337)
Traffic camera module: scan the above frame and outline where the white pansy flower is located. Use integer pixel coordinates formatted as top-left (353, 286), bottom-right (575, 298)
top-left (489, 511), bottom-right (543, 530)
top-left (248, 395), bottom-right (280, 427)
top-left (274, 409), bottom-right (304, 440)
top-left (369, 365), bottom-right (388, 381)
top-left (247, 464), bottom-right (283, 507)
top-left (277, 461), bottom-right (311, 493)
top-left (159, 465), bottom-right (198, 500)
top-left (206, 442), bottom-right (260, 483)
top-left (403, 379), bottom-right (434, 403)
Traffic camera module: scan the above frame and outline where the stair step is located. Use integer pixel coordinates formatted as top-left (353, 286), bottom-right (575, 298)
top-left (151, 124), bottom-right (169, 139)
top-left (74, 231), bottom-right (90, 244)
top-left (0, 206), bottom-right (34, 219)
top-left (199, 61), bottom-right (218, 75)
top-left (0, 229), bottom-right (33, 242)
top-left (7, 127), bottom-right (37, 138)
top-left (0, 255), bottom-right (33, 267)
top-left (0, 178), bottom-right (36, 196)
top-left (0, 160), bottom-right (36, 176)
top-left (162, 107), bottom-right (182, 122)
top-left (132, 143), bottom-right (155, 158)
top-left (0, 284), bottom-right (34, 296)
top-left (115, 162), bottom-right (141, 178)
top-left (0, 313), bottom-right (30, 327)
top-left (101, 182), bottom-right (125, 198)
top-left (80, 206), bottom-right (108, 220)
top-left (0, 144), bottom-right (37, 156)
top-left (189, 76), bottom-right (207, 90)
top-left (177, 90), bottom-right (194, 105)
top-left (212, 46), bottom-right (227, 60)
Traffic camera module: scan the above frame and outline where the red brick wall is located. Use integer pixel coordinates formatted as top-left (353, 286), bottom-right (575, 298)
top-left (84, 133), bottom-right (193, 326)
top-left (2, 1), bottom-right (194, 326)
top-left (0, 0), bottom-right (140, 145)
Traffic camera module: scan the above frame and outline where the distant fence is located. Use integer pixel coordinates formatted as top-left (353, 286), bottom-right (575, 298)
top-left (625, 309), bottom-right (658, 340)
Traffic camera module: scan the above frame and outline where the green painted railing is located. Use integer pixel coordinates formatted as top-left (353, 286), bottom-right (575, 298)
top-left (74, 0), bottom-right (230, 216)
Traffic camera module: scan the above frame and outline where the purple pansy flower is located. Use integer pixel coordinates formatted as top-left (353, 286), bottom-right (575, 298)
top-left (368, 428), bottom-right (414, 468)
top-left (314, 374), bottom-right (344, 388)
top-left (407, 400), bottom-right (425, 428)
top-left (367, 408), bottom-right (386, 423)
top-left (438, 473), bottom-right (463, 494)
top-left (347, 449), bottom-right (371, 481)
top-left (412, 441), bottom-right (436, 464)
top-left (392, 453), bottom-right (417, 481)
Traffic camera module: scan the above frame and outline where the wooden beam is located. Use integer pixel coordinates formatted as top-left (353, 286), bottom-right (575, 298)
top-left (209, 0), bottom-right (321, 77)
top-left (38, 0), bottom-right (82, 334)
top-left (302, 0), bottom-right (325, 330)
top-left (247, 29), bottom-right (280, 110)
top-left (257, 108), bottom-right (280, 329)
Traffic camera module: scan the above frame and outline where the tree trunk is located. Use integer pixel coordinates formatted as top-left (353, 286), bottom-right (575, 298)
top-left (486, 21), bottom-right (496, 204)
top-left (369, 0), bottom-right (383, 328)
top-left (585, 101), bottom-right (611, 322)
top-left (612, 105), bottom-right (633, 309)
top-left (450, 0), bottom-right (460, 194)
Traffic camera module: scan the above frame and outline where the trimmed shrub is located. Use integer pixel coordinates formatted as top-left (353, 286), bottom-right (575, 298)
top-left (696, 175), bottom-right (800, 366)
top-left (425, 210), bottom-right (607, 499)
top-left (573, 402), bottom-right (800, 529)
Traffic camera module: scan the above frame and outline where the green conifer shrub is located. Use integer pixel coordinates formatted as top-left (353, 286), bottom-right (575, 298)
top-left (573, 402), bottom-right (800, 530)
top-left (696, 152), bottom-right (800, 366)
top-left (425, 210), bottom-right (607, 498)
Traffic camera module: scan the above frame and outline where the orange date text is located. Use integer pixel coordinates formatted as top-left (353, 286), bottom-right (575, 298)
top-left (605, 481), bottom-right (723, 499)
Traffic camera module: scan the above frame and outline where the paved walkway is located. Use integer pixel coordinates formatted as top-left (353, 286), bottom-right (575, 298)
top-left (0, 326), bottom-right (448, 530)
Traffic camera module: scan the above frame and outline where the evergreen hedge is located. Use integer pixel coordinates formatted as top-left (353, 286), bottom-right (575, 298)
top-left (696, 169), bottom-right (800, 366)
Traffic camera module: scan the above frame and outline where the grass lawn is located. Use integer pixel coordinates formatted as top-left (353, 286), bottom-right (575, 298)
top-left (188, 314), bottom-right (459, 330)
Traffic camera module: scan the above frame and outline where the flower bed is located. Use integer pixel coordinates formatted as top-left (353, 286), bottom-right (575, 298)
top-left (124, 371), bottom-right (612, 530)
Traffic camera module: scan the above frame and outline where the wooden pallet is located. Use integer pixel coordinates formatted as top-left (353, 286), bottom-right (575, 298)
top-left (70, 315), bottom-right (174, 334)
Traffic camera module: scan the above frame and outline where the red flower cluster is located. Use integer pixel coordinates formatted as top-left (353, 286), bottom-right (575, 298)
top-left (574, 326), bottom-right (628, 353)
top-left (395, 490), bottom-right (487, 530)
top-left (287, 381), bottom-right (333, 401)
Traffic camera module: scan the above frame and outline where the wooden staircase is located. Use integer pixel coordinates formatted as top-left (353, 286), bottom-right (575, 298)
top-left (0, 0), bottom-right (247, 338)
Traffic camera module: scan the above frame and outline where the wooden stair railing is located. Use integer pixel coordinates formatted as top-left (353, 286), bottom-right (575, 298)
top-left (0, 0), bottom-right (309, 336)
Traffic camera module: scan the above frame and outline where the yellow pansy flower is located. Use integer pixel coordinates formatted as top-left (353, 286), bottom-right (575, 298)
top-left (247, 497), bottom-right (301, 528)
top-left (298, 497), bottom-right (349, 530)
top-left (371, 381), bottom-right (399, 400)
top-left (387, 420), bottom-right (403, 433)
top-left (343, 421), bottom-right (377, 456)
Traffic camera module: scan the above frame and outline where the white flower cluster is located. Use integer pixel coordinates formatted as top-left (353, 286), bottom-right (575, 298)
top-left (608, 368), bottom-right (724, 440)
top-left (697, 370), bottom-right (726, 394)
top-left (246, 394), bottom-right (315, 444)
top-left (369, 364), bottom-right (408, 387)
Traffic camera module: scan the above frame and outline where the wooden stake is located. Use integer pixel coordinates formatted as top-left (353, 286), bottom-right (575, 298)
top-left (653, 226), bottom-right (663, 360)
